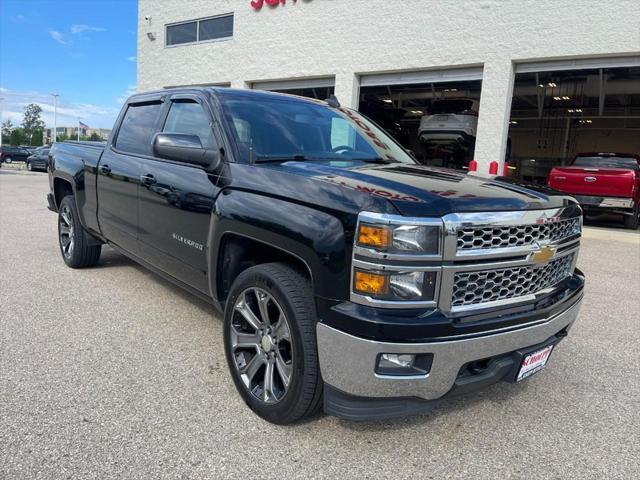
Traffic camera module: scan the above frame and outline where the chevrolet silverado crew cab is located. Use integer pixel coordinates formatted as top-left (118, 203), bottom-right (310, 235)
top-left (48, 88), bottom-right (585, 424)
top-left (548, 152), bottom-right (640, 229)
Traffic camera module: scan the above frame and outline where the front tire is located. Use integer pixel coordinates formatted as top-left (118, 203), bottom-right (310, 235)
top-left (223, 263), bottom-right (323, 424)
top-left (58, 196), bottom-right (102, 268)
top-left (4, 156), bottom-right (12, 164)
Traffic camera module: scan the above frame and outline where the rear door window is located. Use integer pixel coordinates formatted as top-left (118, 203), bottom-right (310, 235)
top-left (115, 102), bottom-right (162, 155)
top-left (162, 100), bottom-right (215, 149)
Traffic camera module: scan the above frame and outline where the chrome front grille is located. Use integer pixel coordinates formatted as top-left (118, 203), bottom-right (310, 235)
top-left (457, 217), bottom-right (581, 251)
top-left (351, 206), bottom-right (582, 314)
top-left (451, 253), bottom-right (575, 307)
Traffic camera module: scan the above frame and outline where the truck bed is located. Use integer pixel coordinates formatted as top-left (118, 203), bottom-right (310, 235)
top-left (548, 166), bottom-right (637, 198)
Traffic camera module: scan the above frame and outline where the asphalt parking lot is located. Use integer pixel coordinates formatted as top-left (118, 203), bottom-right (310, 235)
top-left (1, 169), bottom-right (639, 479)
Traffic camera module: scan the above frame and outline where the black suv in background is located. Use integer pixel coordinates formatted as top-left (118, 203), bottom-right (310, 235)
top-left (0, 145), bottom-right (32, 163)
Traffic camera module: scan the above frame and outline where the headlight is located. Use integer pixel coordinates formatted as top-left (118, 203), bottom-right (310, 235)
top-left (353, 268), bottom-right (437, 302)
top-left (357, 223), bottom-right (440, 254)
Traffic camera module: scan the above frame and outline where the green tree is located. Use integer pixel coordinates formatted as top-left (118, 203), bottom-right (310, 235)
top-left (9, 128), bottom-right (25, 146)
top-left (56, 133), bottom-right (69, 142)
top-left (31, 129), bottom-right (44, 146)
top-left (1, 119), bottom-right (14, 143)
top-left (89, 132), bottom-right (101, 141)
top-left (21, 104), bottom-right (45, 145)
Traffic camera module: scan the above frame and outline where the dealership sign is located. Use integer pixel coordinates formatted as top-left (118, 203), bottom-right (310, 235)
top-left (251, 0), bottom-right (307, 10)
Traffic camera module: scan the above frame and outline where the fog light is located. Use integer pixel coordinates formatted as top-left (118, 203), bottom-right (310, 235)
top-left (376, 353), bottom-right (433, 377)
top-left (380, 353), bottom-right (415, 369)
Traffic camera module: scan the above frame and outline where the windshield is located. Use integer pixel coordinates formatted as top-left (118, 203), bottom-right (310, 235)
top-left (574, 156), bottom-right (639, 170)
top-left (219, 94), bottom-right (416, 164)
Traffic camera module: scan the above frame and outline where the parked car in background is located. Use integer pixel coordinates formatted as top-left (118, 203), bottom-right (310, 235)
top-left (26, 147), bottom-right (50, 172)
top-left (418, 99), bottom-right (479, 152)
top-left (548, 152), bottom-right (640, 229)
top-left (0, 145), bottom-right (32, 163)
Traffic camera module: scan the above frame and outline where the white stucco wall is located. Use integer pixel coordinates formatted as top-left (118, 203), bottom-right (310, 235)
top-left (138, 0), bottom-right (640, 176)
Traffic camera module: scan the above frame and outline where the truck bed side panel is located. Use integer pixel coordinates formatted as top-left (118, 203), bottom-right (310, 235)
top-left (51, 142), bottom-right (104, 234)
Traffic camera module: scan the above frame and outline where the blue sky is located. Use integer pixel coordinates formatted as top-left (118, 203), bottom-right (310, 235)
top-left (0, 0), bottom-right (137, 129)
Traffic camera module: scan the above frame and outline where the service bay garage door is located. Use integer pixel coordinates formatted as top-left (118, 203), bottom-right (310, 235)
top-left (359, 67), bottom-right (483, 170)
top-left (252, 77), bottom-right (335, 100)
top-left (507, 57), bottom-right (640, 184)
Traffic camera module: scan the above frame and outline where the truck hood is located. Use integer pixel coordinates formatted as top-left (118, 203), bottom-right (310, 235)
top-left (260, 161), bottom-right (571, 216)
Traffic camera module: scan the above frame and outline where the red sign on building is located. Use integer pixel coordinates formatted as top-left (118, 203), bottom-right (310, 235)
top-left (251, 0), bottom-right (301, 11)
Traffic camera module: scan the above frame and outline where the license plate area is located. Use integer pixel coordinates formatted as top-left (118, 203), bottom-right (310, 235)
top-left (516, 345), bottom-right (554, 382)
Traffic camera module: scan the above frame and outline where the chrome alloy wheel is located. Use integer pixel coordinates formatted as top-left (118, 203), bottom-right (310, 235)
top-left (59, 204), bottom-right (75, 259)
top-left (230, 287), bottom-right (293, 404)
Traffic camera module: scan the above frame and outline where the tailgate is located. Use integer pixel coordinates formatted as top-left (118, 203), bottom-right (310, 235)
top-left (548, 167), bottom-right (636, 198)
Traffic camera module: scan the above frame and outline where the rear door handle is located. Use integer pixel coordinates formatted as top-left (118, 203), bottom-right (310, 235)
top-left (100, 164), bottom-right (111, 175)
top-left (140, 173), bottom-right (156, 186)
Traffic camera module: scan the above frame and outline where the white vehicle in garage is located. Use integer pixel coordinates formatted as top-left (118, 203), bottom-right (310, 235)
top-left (418, 99), bottom-right (479, 152)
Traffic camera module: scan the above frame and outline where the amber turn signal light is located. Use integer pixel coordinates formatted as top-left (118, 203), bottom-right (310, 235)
top-left (357, 224), bottom-right (392, 249)
top-left (354, 270), bottom-right (389, 296)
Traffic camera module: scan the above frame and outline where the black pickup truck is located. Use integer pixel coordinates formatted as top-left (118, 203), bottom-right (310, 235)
top-left (48, 87), bottom-right (585, 424)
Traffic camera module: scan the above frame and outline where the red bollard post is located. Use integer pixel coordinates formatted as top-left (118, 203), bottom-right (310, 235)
top-left (489, 161), bottom-right (498, 175)
top-left (468, 160), bottom-right (478, 172)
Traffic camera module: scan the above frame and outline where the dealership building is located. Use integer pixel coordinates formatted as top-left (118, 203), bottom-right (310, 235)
top-left (137, 0), bottom-right (640, 179)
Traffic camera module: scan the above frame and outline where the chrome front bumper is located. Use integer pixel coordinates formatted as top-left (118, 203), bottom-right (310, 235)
top-left (317, 297), bottom-right (582, 400)
top-left (573, 195), bottom-right (635, 210)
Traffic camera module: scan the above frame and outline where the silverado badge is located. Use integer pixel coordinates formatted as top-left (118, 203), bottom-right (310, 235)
top-left (530, 245), bottom-right (557, 266)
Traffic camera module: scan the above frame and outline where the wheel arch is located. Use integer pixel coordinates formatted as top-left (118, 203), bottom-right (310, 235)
top-left (53, 176), bottom-right (74, 208)
top-left (215, 232), bottom-right (315, 307)
top-left (208, 189), bottom-right (351, 306)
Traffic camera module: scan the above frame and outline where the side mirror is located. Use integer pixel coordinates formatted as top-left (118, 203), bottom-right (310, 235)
top-left (152, 133), bottom-right (219, 168)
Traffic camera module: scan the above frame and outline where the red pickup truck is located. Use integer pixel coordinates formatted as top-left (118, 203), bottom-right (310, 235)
top-left (548, 153), bottom-right (640, 229)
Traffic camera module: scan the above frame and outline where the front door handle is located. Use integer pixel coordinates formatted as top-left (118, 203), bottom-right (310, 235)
top-left (100, 164), bottom-right (111, 175)
top-left (140, 173), bottom-right (156, 186)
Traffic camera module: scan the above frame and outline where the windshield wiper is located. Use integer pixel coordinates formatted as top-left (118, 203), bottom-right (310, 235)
top-left (358, 157), bottom-right (395, 164)
top-left (254, 155), bottom-right (396, 164)
top-left (254, 155), bottom-right (311, 163)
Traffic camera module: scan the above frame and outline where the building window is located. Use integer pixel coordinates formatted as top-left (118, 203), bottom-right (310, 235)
top-left (166, 22), bottom-right (197, 46)
top-left (166, 14), bottom-right (233, 46)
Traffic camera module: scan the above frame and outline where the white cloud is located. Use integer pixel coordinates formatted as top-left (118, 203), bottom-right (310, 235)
top-left (70, 24), bottom-right (106, 34)
top-left (0, 87), bottom-right (121, 129)
top-left (48, 30), bottom-right (68, 45)
top-left (116, 85), bottom-right (137, 105)
top-left (127, 56), bottom-right (137, 62)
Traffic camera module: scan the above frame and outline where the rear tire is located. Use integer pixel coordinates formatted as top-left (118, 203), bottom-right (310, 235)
top-left (4, 156), bottom-right (12, 164)
top-left (58, 195), bottom-right (102, 268)
top-left (223, 263), bottom-right (323, 424)
top-left (624, 207), bottom-right (639, 230)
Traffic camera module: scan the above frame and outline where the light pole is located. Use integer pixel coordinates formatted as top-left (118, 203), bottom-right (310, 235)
top-left (77, 118), bottom-right (81, 141)
top-left (51, 93), bottom-right (59, 143)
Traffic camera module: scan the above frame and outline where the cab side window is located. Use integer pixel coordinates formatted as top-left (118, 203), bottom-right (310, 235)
top-left (163, 100), bottom-right (215, 149)
top-left (115, 102), bottom-right (162, 155)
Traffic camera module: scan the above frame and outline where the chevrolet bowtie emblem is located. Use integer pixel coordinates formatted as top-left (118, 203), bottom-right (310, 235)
top-left (530, 245), bottom-right (557, 266)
